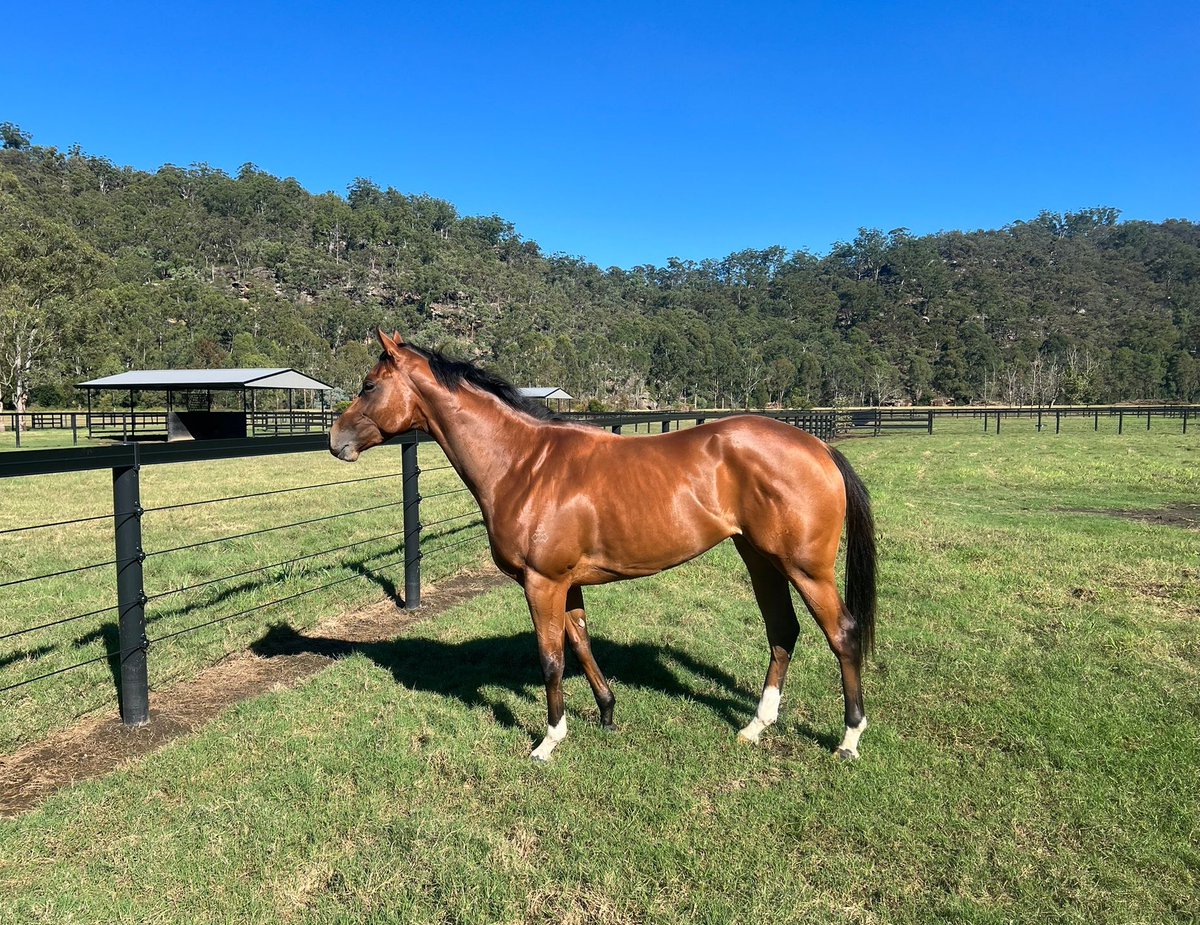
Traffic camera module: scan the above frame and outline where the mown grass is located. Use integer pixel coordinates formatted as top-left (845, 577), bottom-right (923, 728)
top-left (2, 426), bottom-right (1198, 923)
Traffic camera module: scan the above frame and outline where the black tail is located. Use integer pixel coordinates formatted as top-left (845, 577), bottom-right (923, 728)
top-left (828, 447), bottom-right (877, 661)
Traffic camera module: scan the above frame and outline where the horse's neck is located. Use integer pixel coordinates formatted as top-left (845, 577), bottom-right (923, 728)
top-left (418, 385), bottom-right (542, 510)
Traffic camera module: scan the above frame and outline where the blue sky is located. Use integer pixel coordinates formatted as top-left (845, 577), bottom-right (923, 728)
top-left (3, 1), bottom-right (1197, 268)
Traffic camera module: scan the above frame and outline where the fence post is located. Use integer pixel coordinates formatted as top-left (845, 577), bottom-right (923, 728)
top-left (1056, 411), bottom-right (1061, 434)
top-left (996, 411), bottom-right (1001, 434)
top-left (112, 447), bottom-right (149, 726)
top-left (1147, 411), bottom-right (1151, 431)
top-left (13, 413), bottom-right (20, 448)
top-left (1037, 407), bottom-right (1042, 432)
top-left (1118, 411), bottom-right (1123, 434)
top-left (1095, 411), bottom-right (1099, 431)
top-left (1185, 409), bottom-right (1189, 434)
top-left (928, 410), bottom-right (934, 435)
top-left (612, 424), bottom-right (622, 435)
top-left (402, 436), bottom-right (421, 610)
top-left (72, 412), bottom-right (78, 445)
top-left (661, 420), bottom-right (669, 433)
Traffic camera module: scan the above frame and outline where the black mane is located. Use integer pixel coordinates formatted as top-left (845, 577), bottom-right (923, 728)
top-left (402, 345), bottom-right (562, 421)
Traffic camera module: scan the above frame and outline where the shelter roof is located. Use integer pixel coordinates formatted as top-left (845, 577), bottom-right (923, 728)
top-left (518, 386), bottom-right (574, 401)
top-left (78, 368), bottom-right (333, 391)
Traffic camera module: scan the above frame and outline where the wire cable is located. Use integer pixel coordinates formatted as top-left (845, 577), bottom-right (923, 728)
top-left (421, 486), bottom-right (471, 500)
top-left (143, 471), bottom-right (404, 513)
top-left (145, 529), bottom-right (407, 602)
top-left (0, 603), bottom-right (119, 642)
top-left (0, 511), bottom-right (120, 537)
top-left (0, 558), bottom-right (117, 591)
top-left (146, 499), bottom-right (405, 558)
top-left (419, 529), bottom-right (488, 559)
top-left (0, 642), bottom-right (141, 694)
top-left (149, 554), bottom-right (409, 644)
top-left (420, 510), bottom-right (481, 530)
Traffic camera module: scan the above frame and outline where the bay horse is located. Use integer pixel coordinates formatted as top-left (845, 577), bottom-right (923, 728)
top-left (330, 331), bottom-right (877, 762)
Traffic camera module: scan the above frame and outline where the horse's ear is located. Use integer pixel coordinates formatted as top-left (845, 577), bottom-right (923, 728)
top-left (377, 328), bottom-right (405, 358)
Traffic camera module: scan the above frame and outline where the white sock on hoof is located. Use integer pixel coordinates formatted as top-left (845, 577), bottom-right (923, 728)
top-left (838, 717), bottom-right (868, 756)
top-left (738, 686), bottom-right (781, 743)
top-left (530, 717), bottom-right (567, 761)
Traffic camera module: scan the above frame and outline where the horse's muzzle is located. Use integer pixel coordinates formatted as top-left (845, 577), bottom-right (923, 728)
top-left (330, 437), bottom-right (359, 462)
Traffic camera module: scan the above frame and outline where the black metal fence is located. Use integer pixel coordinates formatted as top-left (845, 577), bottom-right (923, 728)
top-left (565, 409), bottom-right (840, 441)
top-left (566, 404), bottom-right (1196, 438)
top-left (963, 404), bottom-right (1195, 434)
top-left (0, 432), bottom-right (486, 728)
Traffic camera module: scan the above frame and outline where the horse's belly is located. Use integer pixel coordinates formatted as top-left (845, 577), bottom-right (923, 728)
top-left (572, 503), bottom-right (734, 582)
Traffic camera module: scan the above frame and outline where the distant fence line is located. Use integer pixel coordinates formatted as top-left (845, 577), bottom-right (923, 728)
top-left (1, 409), bottom-right (336, 446)
top-left (0, 404), bottom-right (1196, 447)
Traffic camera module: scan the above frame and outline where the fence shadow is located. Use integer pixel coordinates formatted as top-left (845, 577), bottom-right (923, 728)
top-left (249, 622), bottom-right (771, 739)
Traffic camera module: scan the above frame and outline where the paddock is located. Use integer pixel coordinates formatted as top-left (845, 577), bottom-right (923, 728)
top-left (0, 424), bottom-right (1196, 923)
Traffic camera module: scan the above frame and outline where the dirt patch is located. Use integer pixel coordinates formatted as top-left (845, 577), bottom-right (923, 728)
top-left (1064, 503), bottom-right (1200, 530)
top-left (0, 569), bottom-right (510, 817)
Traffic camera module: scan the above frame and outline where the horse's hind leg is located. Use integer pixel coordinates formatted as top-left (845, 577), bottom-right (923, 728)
top-left (564, 585), bottom-right (616, 730)
top-left (790, 569), bottom-right (868, 759)
top-left (733, 537), bottom-right (800, 744)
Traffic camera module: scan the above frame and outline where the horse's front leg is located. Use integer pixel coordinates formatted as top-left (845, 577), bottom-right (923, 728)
top-left (523, 572), bottom-right (570, 761)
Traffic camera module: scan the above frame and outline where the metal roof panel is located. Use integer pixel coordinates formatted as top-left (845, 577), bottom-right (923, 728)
top-left (78, 368), bottom-right (332, 390)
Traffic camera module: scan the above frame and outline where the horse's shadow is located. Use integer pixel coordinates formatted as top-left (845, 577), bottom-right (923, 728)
top-left (250, 621), bottom-right (765, 737)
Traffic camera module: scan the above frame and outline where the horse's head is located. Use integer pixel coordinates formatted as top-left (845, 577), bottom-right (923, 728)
top-left (329, 329), bottom-right (426, 461)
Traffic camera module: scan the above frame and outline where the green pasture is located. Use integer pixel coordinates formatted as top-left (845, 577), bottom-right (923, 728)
top-left (2, 427), bottom-right (1198, 924)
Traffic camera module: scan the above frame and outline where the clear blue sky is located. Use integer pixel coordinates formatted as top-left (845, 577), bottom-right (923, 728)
top-left (2, 1), bottom-right (1197, 269)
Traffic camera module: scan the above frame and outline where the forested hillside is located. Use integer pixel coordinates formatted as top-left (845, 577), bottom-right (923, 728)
top-left (1, 123), bottom-right (1197, 411)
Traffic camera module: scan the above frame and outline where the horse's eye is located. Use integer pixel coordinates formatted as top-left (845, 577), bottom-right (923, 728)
top-left (362, 380), bottom-right (376, 393)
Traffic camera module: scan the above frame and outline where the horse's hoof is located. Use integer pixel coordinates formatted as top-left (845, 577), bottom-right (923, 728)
top-left (601, 722), bottom-right (617, 734)
top-left (737, 732), bottom-right (759, 745)
top-left (530, 752), bottom-right (550, 763)
top-left (835, 747), bottom-right (859, 761)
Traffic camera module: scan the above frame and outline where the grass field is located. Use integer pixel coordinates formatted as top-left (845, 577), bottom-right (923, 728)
top-left (1, 426), bottom-right (1198, 923)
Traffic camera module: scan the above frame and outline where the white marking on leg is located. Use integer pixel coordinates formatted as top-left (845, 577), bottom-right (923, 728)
top-left (738, 685), bottom-right (781, 744)
top-left (757, 686), bottom-right (781, 725)
top-left (530, 716), bottom-right (567, 761)
top-left (837, 717), bottom-right (868, 757)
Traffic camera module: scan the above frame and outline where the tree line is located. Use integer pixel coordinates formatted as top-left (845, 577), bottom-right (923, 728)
top-left (1, 122), bottom-right (1197, 412)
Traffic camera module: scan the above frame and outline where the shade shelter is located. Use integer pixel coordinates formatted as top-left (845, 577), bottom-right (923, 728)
top-left (78, 368), bottom-right (334, 441)
top-left (518, 386), bottom-right (575, 412)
